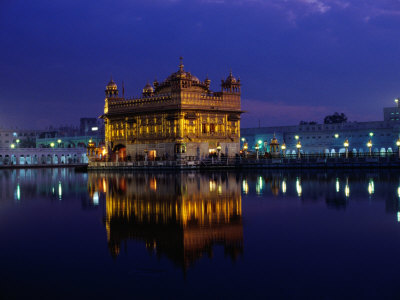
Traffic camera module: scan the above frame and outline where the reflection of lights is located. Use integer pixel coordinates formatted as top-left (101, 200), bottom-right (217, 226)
top-left (296, 177), bottom-right (302, 197)
top-left (336, 178), bottom-right (340, 193)
top-left (218, 184), bottom-right (222, 195)
top-left (282, 180), bottom-right (287, 194)
top-left (149, 178), bottom-right (157, 191)
top-left (256, 176), bottom-right (263, 195)
top-left (58, 181), bottom-right (62, 200)
top-left (93, 192), bottom-right (99, 205)
top-left (209, 180), bottom-right (216, 192)
top-left (15, 184), bottom-right (21, 201)
top-left (368, 179), bottom-right (374, 195)
top-left (345, 184), bottom-right (350, 198)
top-left (242, 179), bottom-right (249, 194)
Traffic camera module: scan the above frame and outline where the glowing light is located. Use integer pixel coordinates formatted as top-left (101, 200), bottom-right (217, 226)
top-left (396, 139), bottom-right (400, 147)
top-left (91, 127), bottom-right (99, 131)
top-left (218, 184), bottom-right (222, 195)
top-left (209, 180), bottom-right (216, 192)
top-left (334, 133), bottom-right (339, 138)
top-left (10, 144), bottom-right (15, 149)
top-left (367, 139), bottom-right (372, 148)
top-left (256, 176), bottom-right (263, 194)
top-left (16, 184), bottom-right (20, 201)
top-left (345, 184), bottom-right (350, 198)
top-left (397, 187), bottom-right (400, 198)
top-left (281, 143), bottom-right (286, 150)
top-left (258, 140), bottom-right (263, 145)
top-left (296, 177), bottom-right (302, 197)
top-left (16, 139), bottom-right (20, 143)
top-left (369, 132), bottom-right (374, 137)
top-left (282, 180), bottom-right (287, 194)
top-left (296, 140), bottom-right (302, 149)
top-left (58, 181), bottom-right (62, 200)
top-left (343, 139), bottom-right (349, 148)
top-left (295, 135), bottom-right (299, 140)
top-left (50, 142), bottom-right (55, 148)
top-left (368, 179), bottom-right (374, 195)
top-left (57, 139), bottom-right (62, 143)
top-left (241, 138), bottom-right (245, 142)
top-left (93, 192), bottom-right (99, 205)
top-left (336, 178), bottom-right (340, 193)
top-left (397, 212), bottom-right (400, 222)
top-left (242, 179), bottom-right (249, 194)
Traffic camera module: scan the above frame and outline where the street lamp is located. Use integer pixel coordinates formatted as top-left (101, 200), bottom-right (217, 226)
top-left (281, 142), bottom-right (286, 158)
top-left (243, 142), bottom-right (248, 158)
top-left (255, 143), bottom-right (260, 160)
top-left (367, 139), bottom-right (372, 156)
top-left (296, 140), bottom-right (302, 159)
top-left (343, 139), bottom-right (349, 159)
top-left (10, 143), bottom-right (15, 149)
top-left (396, 138), bottom-right (400, 159)
top-left (50, 142), bottom-right (55, 148)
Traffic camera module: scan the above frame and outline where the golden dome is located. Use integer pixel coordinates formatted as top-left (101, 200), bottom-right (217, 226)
top-left (143, 82), bottom-right (154, 92)
top-left (225, 71), bottom-right (237, 83)
top-left (106, 78), bottom-right (117, 90)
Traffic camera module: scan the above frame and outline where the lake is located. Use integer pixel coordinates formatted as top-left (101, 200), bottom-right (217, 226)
top-left (1, 168), bottom-right (400, 299)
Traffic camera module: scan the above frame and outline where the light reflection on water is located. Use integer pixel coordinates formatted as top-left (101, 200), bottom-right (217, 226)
top-left (1, 168), bottom-right (400, 298)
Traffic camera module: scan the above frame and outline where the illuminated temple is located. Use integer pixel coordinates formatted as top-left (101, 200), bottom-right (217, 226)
top-left (88, 172), bottom-right (243, 269)
top-left (101, 58), bottom-right (242, 160)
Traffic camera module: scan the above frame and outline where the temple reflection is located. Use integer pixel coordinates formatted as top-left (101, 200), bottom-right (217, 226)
top-left (88, 172), bottom-right (243, 270)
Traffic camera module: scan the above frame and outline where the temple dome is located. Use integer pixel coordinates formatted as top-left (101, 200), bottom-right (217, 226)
top-left (225, 71), bottom-right (237, 83)
top-left (106, 78), bottom-right (117, 89)
top-left (143, 82), bottom-right (154, 92)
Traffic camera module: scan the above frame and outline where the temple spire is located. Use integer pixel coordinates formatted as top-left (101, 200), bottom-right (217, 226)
top-left (179, 56), bottom-right (184, 72)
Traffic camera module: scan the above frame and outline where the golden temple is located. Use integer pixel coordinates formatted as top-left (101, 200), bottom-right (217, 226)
top-left (101, 58), bottom-right (242, 161)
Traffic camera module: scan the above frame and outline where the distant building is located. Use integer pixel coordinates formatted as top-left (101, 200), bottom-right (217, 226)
top-left (0, 129), bottom-right (38, 148)
top-left (101, 58), bottom-right (242, 160)
top-left (80, 118), bottom-right (104, 136)
top-left (242, 99), bottom-right (400, 156)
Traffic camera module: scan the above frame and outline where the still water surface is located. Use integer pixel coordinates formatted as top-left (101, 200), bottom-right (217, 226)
top-left (1, 168), bottom-right (400, 299)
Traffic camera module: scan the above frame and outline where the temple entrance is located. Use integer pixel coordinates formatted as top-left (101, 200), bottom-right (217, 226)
top-left (148, 150), bottom-right (156, 161)
top-left (113, 144), bottom-right (126, 162)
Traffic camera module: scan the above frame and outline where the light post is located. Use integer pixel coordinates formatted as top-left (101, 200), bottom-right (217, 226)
top-left (396, 138), bottom-right (400, 159)
top-left (50, 142), bottom-right (55, 148)
top-left (296, 140), bottom-right (302, 159)
top-left (217, 144), bottom-right (222, 160)
top-left (367, 139), bottom-right (372, 156)
top-left (343, 139), bottom-right (349, 159)
top-left (16, 139), bottom-right (20, 148)
top-left (281, 142), bottom-right (286, 158)
top-left (57, 139), bottom-right (62, 148)
top-left (255, 144), bottom-right (259, 160)
top-left (10, 143), bottom-right (15, 149)
top-left (243, 142), bottom-right (248, 158)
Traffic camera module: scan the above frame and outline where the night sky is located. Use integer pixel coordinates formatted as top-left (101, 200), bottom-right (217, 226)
top-left (0, 0), bottom-right (399, 129)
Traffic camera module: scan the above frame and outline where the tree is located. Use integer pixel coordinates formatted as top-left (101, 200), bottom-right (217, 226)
top-left (324, 112), bottom-right (347, 124)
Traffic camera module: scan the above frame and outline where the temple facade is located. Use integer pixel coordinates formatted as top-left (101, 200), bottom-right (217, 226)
top-left (101, 59), bottom-right (242, 161)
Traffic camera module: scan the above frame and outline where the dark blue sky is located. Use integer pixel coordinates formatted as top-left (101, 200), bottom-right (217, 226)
top-left (0, 0), bottom-right (399, 129)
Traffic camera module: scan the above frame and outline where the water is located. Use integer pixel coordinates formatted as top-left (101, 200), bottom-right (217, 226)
top-left (1, 168), bottom-right (400, 299)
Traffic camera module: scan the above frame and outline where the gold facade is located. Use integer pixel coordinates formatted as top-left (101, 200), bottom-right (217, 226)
top-left (88, 172), bottom-right (243, 269)
top-left (101, 59), bottom-right (242, 160)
